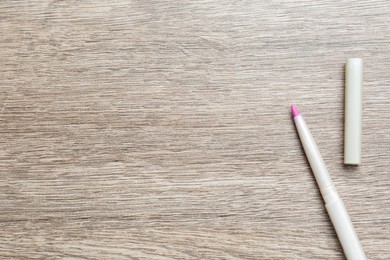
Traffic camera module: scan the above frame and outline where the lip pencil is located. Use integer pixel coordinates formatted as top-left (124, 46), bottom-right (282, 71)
top-left (291, 104), bottom-right (366, 260)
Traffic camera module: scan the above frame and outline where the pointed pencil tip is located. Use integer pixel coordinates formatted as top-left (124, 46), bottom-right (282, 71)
top-left (291, 104), bottom-right (300, 117)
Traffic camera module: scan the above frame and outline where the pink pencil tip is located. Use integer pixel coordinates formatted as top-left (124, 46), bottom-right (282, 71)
top-left (291, 104), bottom-right (300, 117)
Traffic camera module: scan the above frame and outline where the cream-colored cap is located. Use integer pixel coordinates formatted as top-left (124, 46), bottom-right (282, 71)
top-left (344, 58), bottom-right (363, 165)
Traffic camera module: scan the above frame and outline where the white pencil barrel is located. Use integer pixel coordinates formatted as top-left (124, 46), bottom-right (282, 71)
top-left (294, 114), bottom-right (366, 260)
top-left (326, 199), bottom-right (367, 260)
top-left (294, 115), bottom-right (333, 192)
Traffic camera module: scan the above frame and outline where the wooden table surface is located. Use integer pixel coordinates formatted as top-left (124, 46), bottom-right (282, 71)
top-left (1, 1), bottom-right (389, 259)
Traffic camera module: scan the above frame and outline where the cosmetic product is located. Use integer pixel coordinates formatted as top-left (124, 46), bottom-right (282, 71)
top-left (291, 104), bottom-right (366, 260)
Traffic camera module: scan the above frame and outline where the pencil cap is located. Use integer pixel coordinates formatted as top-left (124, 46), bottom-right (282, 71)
top-left (344, 58), bottom-right (363, 165)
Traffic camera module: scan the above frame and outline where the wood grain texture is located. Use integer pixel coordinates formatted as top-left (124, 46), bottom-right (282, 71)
top-left (1, 0), bottom-right (389, 259)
